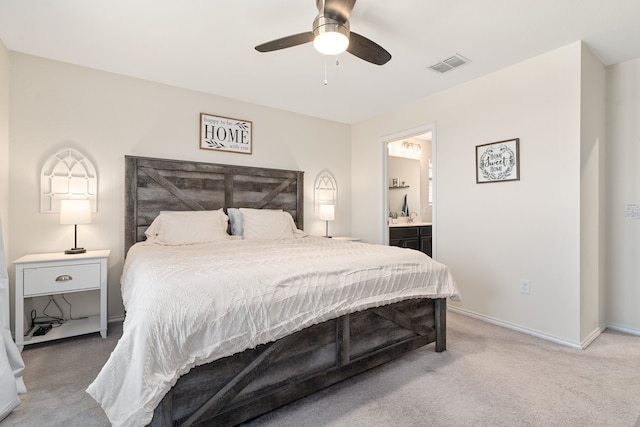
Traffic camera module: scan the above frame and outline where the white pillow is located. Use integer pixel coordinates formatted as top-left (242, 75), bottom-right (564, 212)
top-left (145, 209), bottom-right (230, 245)
top-left (239, 208), bottom-right (306, 240)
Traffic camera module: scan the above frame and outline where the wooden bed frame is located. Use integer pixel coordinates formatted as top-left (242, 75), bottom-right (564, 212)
top-left (124, 155), bottom-right (447, 427)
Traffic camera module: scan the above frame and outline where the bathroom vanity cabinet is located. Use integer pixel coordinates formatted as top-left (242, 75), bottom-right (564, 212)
top-left (389, 225), bottom-right (432, 257)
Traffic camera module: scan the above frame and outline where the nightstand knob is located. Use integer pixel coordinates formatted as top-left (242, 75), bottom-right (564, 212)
top-left (55, 274), bottom-right (73, 282)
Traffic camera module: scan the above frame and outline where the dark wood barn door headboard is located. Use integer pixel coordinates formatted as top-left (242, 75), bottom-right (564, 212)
top-left (125, 156), bottom-right (304, 253)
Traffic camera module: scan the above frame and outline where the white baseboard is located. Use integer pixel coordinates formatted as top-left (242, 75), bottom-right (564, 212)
top-left (448, 306), bottom-right (591, 350)
top-left (580, 326), bottom-right (603, 349)
top-left (606, 322), bottom-right (640, 336)
top-left (108, 315), bottom-right (125, 324)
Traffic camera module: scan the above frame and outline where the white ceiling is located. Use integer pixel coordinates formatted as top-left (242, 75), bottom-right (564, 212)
top-left (1, 0), bottom-right (639, 124)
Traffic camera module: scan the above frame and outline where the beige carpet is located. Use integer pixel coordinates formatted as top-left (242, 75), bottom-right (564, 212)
top-left (4, 312), bottom-right (640, 427)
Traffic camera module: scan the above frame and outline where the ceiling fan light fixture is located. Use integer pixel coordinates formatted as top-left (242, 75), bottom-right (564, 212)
top-left (313, 16), bottom-right (350, 55)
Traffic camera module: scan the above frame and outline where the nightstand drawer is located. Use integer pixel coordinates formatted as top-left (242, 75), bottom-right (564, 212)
top-left (23, 262), bottom-right (101, 296)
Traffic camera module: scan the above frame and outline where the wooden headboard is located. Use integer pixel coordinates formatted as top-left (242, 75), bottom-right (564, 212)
top-left (124, 155), bottom-right (304, 253)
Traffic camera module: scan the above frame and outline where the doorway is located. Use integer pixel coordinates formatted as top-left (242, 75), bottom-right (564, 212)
top-left (382, 125), bottom-right (436, 258)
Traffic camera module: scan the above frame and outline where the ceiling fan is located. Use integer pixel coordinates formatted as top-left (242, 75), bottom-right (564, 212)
top-left (254, 0), bottom-right (391, 66)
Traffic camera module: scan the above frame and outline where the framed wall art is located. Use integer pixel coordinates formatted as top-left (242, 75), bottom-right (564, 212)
top-left (200, 113), bottom-right (252, 154)
top-left (476, 138), bottom-right (520, 183)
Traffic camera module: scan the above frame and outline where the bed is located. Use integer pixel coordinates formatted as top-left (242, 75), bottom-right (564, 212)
top-left (87, 155), bottom-right (460, 427)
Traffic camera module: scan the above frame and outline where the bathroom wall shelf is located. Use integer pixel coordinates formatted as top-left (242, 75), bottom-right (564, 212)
top-left (389, 186), bottom-right (410, 189)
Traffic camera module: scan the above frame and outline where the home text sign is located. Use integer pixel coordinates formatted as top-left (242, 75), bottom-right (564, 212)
top-left (200, 113), bottom-right (252, 154)
top-left (476, 138), bottom-right (520, 183)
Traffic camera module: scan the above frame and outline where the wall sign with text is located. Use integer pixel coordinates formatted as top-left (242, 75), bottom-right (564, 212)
top-left (200, 113), bottom-right (252, 154)
top-left (476, 138), bottom-right (520, 183)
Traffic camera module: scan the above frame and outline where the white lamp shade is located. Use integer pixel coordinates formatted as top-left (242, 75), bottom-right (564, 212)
top-left (60, 199), bottom-right (91, 225)
top-left (319, 204), bottom-right (335, 221)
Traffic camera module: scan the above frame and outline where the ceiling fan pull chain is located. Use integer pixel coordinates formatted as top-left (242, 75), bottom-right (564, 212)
top-left (324, 61), bottom-right (328, 85)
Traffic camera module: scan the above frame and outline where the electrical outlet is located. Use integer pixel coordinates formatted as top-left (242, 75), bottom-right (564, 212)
top-left (520, 279), bottom-right (530, 294)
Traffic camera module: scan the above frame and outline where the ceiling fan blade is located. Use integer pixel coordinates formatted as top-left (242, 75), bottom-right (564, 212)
top-left (320, 0), bottom-right (357, 22)
top-left (255, 32), bottom-right (314, 52)
top-left (347, 32), bottom-right (391, 65)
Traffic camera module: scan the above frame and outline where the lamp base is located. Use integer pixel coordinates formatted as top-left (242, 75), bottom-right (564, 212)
top-left (324, 220), bottom-right (333, 238)
top-left (65, 247), bottom-right (86, 255)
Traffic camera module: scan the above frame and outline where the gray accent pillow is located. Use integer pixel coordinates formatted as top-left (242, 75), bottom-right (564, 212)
top-left (227, 208), bottom-right (243, 236)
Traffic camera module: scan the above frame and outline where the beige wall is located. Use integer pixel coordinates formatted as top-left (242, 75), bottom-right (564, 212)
top-left (352, 42), bottom-right (587, 345)
top-left (0, 40), bottom-right (8, 329)
top-left (387, 156), bottom-right (420, 219)
top-left (0, 40), bottom-right (8, 246)
top-left (579, 44), bottom-right (606, 342)
top-left (0, 39), bottom-right (8, 326)
top-left (8, 53), bottom-right (351, 324)
top-left (605, 57), bottom-right (640, 334)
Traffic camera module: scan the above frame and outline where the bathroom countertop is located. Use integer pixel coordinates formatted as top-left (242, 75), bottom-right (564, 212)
top-left (389, 221), bottom-right (432, 228)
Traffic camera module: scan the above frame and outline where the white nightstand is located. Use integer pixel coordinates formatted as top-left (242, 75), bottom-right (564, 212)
top-left (14, 250), bottom-right (110, 346)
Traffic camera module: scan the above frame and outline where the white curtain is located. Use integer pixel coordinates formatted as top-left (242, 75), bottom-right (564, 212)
top-left (0, 213), bottom-right (26, 421)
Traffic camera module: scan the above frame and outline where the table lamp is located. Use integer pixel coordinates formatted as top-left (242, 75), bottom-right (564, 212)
top-left (60, 199), bottom-right (91, 254)
top-left (319, 204), bottom-right (335, 238)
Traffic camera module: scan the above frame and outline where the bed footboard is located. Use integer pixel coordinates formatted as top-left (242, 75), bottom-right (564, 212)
top-left (150, 298), bottom-right (446, 427)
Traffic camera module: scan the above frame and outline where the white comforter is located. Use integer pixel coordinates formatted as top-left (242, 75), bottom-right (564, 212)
top-left (87, 237), bottom-right (460, 426)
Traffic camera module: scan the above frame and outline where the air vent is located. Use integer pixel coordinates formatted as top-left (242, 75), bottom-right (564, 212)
top-left (429, 54), bottom-right (470, 73)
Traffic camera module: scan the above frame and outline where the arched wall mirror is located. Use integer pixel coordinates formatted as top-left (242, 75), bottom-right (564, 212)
top-left (40, 148), bottom-right (98, 213)
top-left (314, 169), bottom-right (337, 212)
